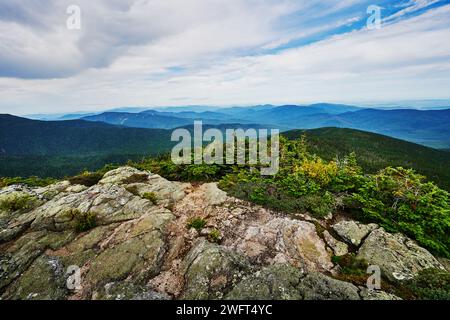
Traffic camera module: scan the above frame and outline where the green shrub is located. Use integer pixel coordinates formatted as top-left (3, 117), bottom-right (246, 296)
top-left (187, 217), bottom-right (207, 231)
top-left (142, 192), bottom-right (158, 205)
top-left (0, 176), bottom-right (57, 188)
top-left (74, 210), bottom-right (97, 232)
top-left (0, 193), bottom-right (38, 212)
top-left (348, 167), bottom-right (450, 258)
top-left (68, 171), bottom-right (104, 187)
top-left (331, 254), bottom-right (369, 276)
top-left (405, 268), bottom-right (450, 300)
top-left (130, 155), bottom-right (232, 182)
top-left (208, 229), bottom-right (222, 243)
top-left (298, 192), bottom-right (336, 218)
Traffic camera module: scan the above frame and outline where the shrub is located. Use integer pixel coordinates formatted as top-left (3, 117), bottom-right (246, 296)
top-left (0, 176), bottom-right (57, 188)
top-left (208, 229), bottom-right (222, 243)
top-left (348, 167), bottom-right (450, 258)
top-left (331, 254), bottom-right (369, 276)
top-left (130, 155), bottom-right (232, 182)
top-left (69, 171), bottom-right (104, 187)
top-left (0, 193), bottom-right (38, 212)
top-left (298, 192), bottom-right (336, 218)
top-left (74, 210), bottom-right (97, 232)
top-left (142, 192), bottom-right (158, 205)
top-left (300, 157), bottom-right (338, 187)
top-left (187, 217), bottom-right (207, 231)
top-left (405, 268), bottom-right (450, 300)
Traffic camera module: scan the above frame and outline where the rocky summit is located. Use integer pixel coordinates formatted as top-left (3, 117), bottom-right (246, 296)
top-left (0, 167), bottom-right (446, 300)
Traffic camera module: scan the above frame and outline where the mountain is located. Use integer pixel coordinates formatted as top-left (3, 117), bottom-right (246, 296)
top-left (81, 104), bottom-right (361, 131)
top-left (23, 104), bottom-right (450, 149)
top-left (0, 114), bottom-right (173, 156)
top-left (1, 114), bottom-right (450, 191)
top-left (82, 110), bottom-right (255, 129)
top-left (152, 106), bottom-right (220, 113)
top-left (318, 109), bottom-right (450, 149)
top-left (0, 115), bottom-right (272, 177)
top-left (56, 113), bottom-right (99, 120)
top-left (216, 103), bottom-right (359, 124)
top-left (0, 114), bottom-right (174, 177)
top-left (82, 111), bottom-right (195, 129)
top-left (283, 127), bottom-right (450, 191)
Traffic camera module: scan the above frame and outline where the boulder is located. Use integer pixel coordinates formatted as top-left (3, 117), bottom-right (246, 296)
top-left (181, 239), bottom-right (251, 300)
top-left (200, 183), bottom-right (228, 206)
top-left (357, 228), bottom-right (444, 281)
top-left (98, 167), bottom-right (150, 185)
top-left (297, 272), bottom-right (360, 300)
top-left (332, 220), bottom-right (378, 246)
top-left (358, 288), bottom-right (402, 300)
top-left (226, 264), bottom-right (304, 300)
top-left (225, 216), bottom-right (333, 272)
top-left (26, 184), bottom-right (160, 232)
top-left (124, 174), bottom-right (189, 207)
top-left (323, 231), bottom-right (348, 257)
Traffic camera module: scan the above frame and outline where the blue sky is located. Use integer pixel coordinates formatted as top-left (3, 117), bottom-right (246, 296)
top-left (0, 0), bottom-right (450, 114)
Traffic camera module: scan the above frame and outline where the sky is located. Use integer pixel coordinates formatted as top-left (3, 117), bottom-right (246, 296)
top-left (0, 0), bottom-right (450, 115)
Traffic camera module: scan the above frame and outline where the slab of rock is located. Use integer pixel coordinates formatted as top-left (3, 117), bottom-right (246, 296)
top-left (224, 215), bottom-right (333, 273)
top-left (200, 183), bottom-right (228, 206)
top-left (297, 272), bottom-right (360, 300)
top-left (359, 288), bottom-right (402, 300)
top-left (24, 184), bottom-right (162, 232)
top-left (98, 167), bottom-right (150, 185)
top-left (94, 281), bottom-right (170, 300)
top-left (332, 220), bottom-right (378, 246)
top-left (357, 228), bottom-right (444, 281)
top-left (226, 264), bottom-right (304, 300)
top-left (323, 231), bottom-right (348, 257)
top-left (181, 239), bottom-right (251, 300)
top-left (83, 211), bottom-right (174, 290)
top-left (124, 175), bottom-right (189, 207)
top-left (0, 230), bottom-right (76, 291)
top-left (2, 255), bottom-right (68, 300)
top-left (0, 190), bottom-right (42, 229)
top-left (437, 257), bottom-right (450, 272)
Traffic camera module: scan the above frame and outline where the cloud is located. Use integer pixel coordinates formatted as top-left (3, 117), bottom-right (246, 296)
top-left (0, 1), bottom-right (449, 114)
top-left (0, 0), bottom-right (299, 79)
top-left (385, 0), bottom-right (442, 21)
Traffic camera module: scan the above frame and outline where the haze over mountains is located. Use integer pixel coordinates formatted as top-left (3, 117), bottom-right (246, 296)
top-left (24, 103), bottom-right (450, 149)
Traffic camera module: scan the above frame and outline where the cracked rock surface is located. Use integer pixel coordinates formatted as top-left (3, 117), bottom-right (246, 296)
top-left (0, 167), bottom-right (445, 300)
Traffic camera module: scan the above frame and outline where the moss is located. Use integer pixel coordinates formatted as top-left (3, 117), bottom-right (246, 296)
top-left (74, 210), bottom-right (97, 233)
top-left (208, 229), bottom-right (221, 243)
top-left (187, 217), bottom-right (207, 231)
top-left (122, 173), bottom-right (149, 184)
top-left (68, 172), bottom-right (104, 187)
top-left (125, 185), bottom-right (140, 196)
top-left (0, 193), bottom-right (38, 212)
top-left (142, 192), bottom-right (158, 205)
top-left (313, 222), bottom-right (326, 239)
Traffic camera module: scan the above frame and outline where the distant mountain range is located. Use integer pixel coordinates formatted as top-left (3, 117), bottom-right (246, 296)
top-left (71, 104), bottom-right (450, 148)
top-left (1, 114), bottom-right (450, 191)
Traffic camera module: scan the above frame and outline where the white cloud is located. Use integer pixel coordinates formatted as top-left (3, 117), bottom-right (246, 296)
top-left (385, 0), bottom-right (441, 21)
top-left (0, 1), bottom-right (449, 114)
